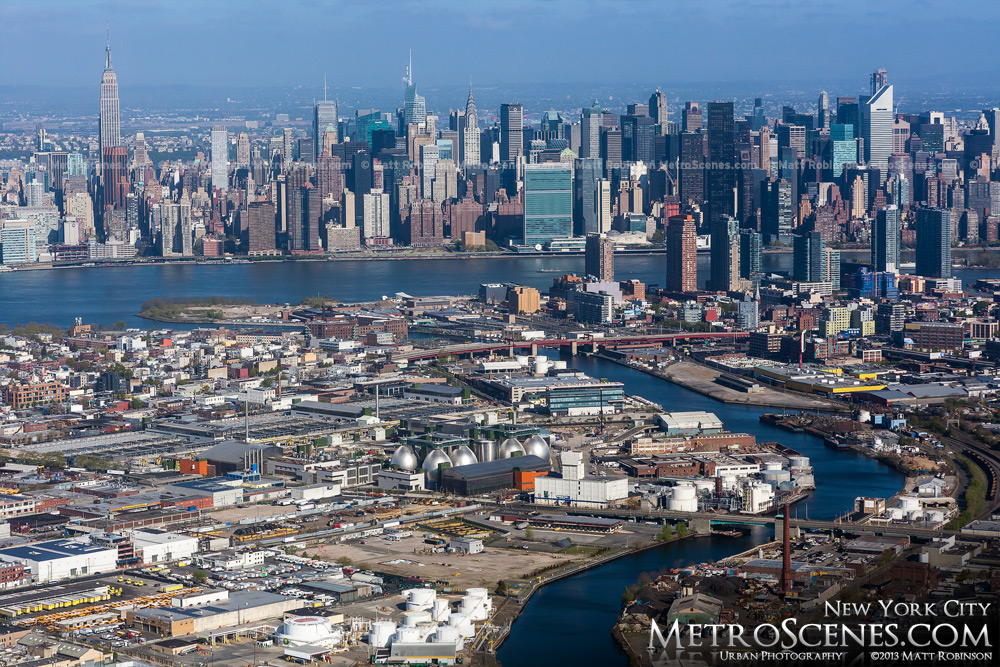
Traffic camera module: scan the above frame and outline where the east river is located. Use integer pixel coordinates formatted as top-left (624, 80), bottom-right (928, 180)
top-left (0, 252), bottom-right (967, 666)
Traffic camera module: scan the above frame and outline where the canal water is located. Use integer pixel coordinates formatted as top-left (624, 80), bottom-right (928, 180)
top-left (497, 352), bottom-right (905, 667)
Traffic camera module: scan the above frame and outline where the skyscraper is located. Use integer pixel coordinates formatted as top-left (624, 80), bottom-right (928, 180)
top-left (707, 102), bottom-right (736, 290)
top-left (682, 102), bottom-right (702, 132)
top-left (314, 78), bottom-right (338, 159)
top-left (863, 83), bottom-right (893, 185)
top-left (793, 231), bottom-right (826, 283)
top-left (665, 214), bottom-right (698, 293)
top-left (462, 85), bottom-right (481, 168)
top-left (403, 53), bottom-right (426, 129)
top-left (585, 233), bottom-right (614, 282)
top-left (707, 102), bottom-right (735, 225)
top-left (817, 91), bottom-right (831, 129)
top-left (739, 229), bottom-right (762, 282)
top-left (99, 33), bottom-right (121, 169)
top-left (581, 100), bottom-right (602, 159)
top-left (210, 126), bottom-right (228, 193)
top-left (649, 90), bottom-right (668, 134)
top-left (915, 208), bottom-right (951, 278)
top-left (236, 132), bottom-right (251, 169)
top-left (523, 163), bottom-right (572, 245)
top-left (247, 201), bottom-right (276, 255)
top-left (500, 103), bottom-right (523, 164)
top-left (872, 205), bottom-right (900, 273)
top-left (678, 132), bottom-right (704, 207)
top-left (574, 157), bottom-right (602, 236)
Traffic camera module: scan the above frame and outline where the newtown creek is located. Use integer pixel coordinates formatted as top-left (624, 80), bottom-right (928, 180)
top-left (496, 351), bottom-right (906, 667)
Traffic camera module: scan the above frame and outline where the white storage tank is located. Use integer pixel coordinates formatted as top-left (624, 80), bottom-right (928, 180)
top-left (402, 610), bottom-right (432, 627)
top-left (433, 626), bottom-right (464, 649)
top-left (392, 627), bottom-right (421, 643)
top-left (764, 461), bottom-right (783, 471)
top-left (533, 360), bottom-right (550, 376)
top-left (516, 355), bottom-right (530, 366)
top-left (432, 598), bottom-right (450, 621)
top-left (788, 456), bottom-right (810, 469)
top-left (761, 470), bottom-right (791, 483)
top-left (522, 434), bottom-right (550, 461)
top-left (898, 496), bottom-right (921, 511)
top-left (672, 485), bottom-right (696, 501)
top-left (925, 510), bottom-right (945, 524)
top-left (692, 479), bottom-right (715, 492)
top-left (553, 360), bottom-right (567, 370)
top-left (404, 588), bottom-right (436, 611)
top-left (888, 508), bottom-right (904, 520)
top-left (369, 621), bottom-right (396, 648)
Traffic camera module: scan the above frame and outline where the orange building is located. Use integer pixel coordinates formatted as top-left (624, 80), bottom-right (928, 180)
top-left (177, 459), bottom-right (214, 476)
top-left (514, 470), bottom-right (548, 491)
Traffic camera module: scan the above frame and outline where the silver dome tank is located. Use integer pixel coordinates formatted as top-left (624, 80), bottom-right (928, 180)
top-left (422, 449), bottom-right (452, 472)
top-left (450, 445), bottom-right (479, 467)
top-left (523, 434), bottom-right (550, 461)
top-left (390, 444), bottom-right (419, 471)
top-left (498, 438), bottom-right (525, 459)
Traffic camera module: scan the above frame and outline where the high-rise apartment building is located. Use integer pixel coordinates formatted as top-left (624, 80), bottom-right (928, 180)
top-left (873, 205), bottom-right (900, 273)
top-left (665, 214), bottom-right (697, 293)
top-left (210, 126), bottom-right (228, 193)
top-left (915, 208), bottom-right (951, 278)
top-left (500, 103), bottom-right (524, 164)
top-left (585, 233), bottom-right (614, 282)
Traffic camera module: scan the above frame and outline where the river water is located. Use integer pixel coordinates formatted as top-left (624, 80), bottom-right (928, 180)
top-left (496, 351), bottom-right (905, 667)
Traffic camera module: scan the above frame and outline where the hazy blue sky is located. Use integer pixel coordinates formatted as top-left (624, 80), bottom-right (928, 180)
top-left (2, 0), bottom-right (998, 89)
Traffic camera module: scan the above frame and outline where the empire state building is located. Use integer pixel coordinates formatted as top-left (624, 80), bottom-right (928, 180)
top-left (99, 35), bottom-right (121, 163)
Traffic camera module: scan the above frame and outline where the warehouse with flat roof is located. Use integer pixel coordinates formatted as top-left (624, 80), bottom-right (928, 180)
top-left (437, 455), bottom-right (550, 495)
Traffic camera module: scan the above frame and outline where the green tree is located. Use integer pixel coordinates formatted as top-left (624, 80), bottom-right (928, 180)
top-left (192, 570), bottom-right (209, 584)
top-left (129, 397), bottom-right (144, 410)
top-left (656, 524), bottom-right (674, 542)
top-left (676, 521), bottom-right (688, 538)
top-left (335, 556), bottom-right (353, 566)
top-left (114, 320), bottom-right (127, 331)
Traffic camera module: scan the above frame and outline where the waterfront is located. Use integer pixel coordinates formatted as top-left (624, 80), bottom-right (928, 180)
top-left (1, 251), bottom-right (994, 329)
top-left (497, 351), bottom-right (906, 667)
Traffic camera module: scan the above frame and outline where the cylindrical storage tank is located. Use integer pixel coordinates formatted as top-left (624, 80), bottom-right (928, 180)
top-left (516, 355), bottom-right (530, 366)
top-left (465, 587), bottom-right (488, 601)
top-left (788, 456), bottom-right (810, 468)
top-left (722, 475), bottom-right (737, 490)
top-left (393, 627), bottom-right (421, 643)
top-left (450, 445), bottom-right (478, 468)
top-left (918, 551), bottom-right (930, 563)
top-left (415, 621), bottom-right (438, 641)
top-left (672, 485), bottom-right (696, 501)
top-left (534, 355), bottom-right (548, 363)
top-left (906, 509), bottom-right (924, 521)
top-left (422, 449), bottom-right (452, 472)
top-left (692, 479), bottom-right (715, 492)
top-left (280, 616), bottom-right (333, 644)
top-left (522, 434), bottom-right (550, 461)
top-left (764, 461), bottom-right (783, 471)
top-left (433, 626), bottom-right (462, 645)
top-left (432, 598), bottom-right (450, 622)
top-left (533, 361), bottom-right (550, 376)
top-left (499, 438), bottom-right (525, 459)
top-left (402, 610), bottom-right (432, 627)
top-left (888, 508), bottom-right (904, 520)
top-left (405, 588), bottom-right (436, 611)
top-left (460, 596), bottom-right (488, 621)
top-left (553, 360), bottom-right (567, 370)
top-left (898, 496), bottom-right (920, 511)
top-left (474, 439), bottom-right (497, 463)
top-left (761, 470), bottom-right (791, 483)
top-left (778, 480), bottom-right (796, 493)
top-left (668, 498), bottom-right (698, 512)
top-left (369, 621), bottom-right (396, 648)
top-left (926, 510), bottom-right (945, 524)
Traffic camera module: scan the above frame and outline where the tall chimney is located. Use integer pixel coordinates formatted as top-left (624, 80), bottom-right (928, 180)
top-left (781, 501), bottom-right (793, 594)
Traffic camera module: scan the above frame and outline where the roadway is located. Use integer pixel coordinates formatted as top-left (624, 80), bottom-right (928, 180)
top-left (394, 331), bottom-right (749, 362)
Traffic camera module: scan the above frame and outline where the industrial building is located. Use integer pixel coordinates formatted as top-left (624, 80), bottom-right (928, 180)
top-left (0, 539), bottom-right (118, 583)
top-left (534, 451), bottom-right (629, 508)
top-left (437, 455), bottom-right (550, 495)
top-left (656, 411), bottom-right (723, 436)
top-left (128, 529), bottom-right (199, 565)
top-left (126, 589), bottom-right (302, 636)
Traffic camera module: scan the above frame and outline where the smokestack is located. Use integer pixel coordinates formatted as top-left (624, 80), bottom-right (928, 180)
top-left (715, 476), bottom-right (723, 498)
top-left (781, 501), bottom-right (793, 594)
